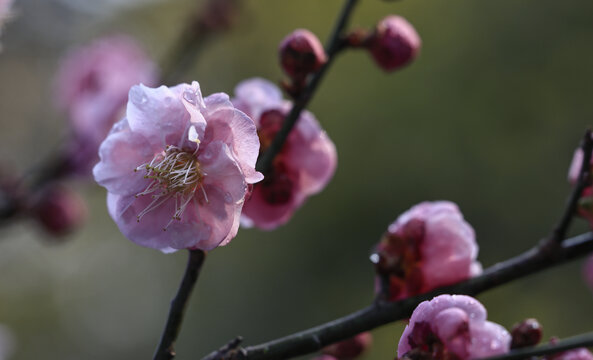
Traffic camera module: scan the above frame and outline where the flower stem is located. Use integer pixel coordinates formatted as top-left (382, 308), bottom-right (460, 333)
top-left (479, 332), bottom-right (593, 360)
top-left (255, 0), bottom-right (359, 174)
top-left (154, 249), bottom-right (206, 360)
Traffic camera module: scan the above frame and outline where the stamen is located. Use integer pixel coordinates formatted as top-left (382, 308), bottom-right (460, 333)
top-left (134, 145), bottom-right (205, 228)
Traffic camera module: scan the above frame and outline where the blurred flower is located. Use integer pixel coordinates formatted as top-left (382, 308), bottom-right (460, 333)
top-left (322, 332), bottom-right (372, 359)
top-left (372, 201), bottom-right (482, 301)
top-left (544, 346), bottom-right (593, 360)
top-left (31, 184), bottom-right (87, 237)
top-left (0, 0), bottom-right (13, 49)
top-left (397, 294), bottom-right (511, 360)
top-left (231, 78), bottom-right (337, 230)
top-left (56, 35), bottom-right (158, 176)
top-left (93, 81), bottom-right (262, 252)
top-left (367, 15), bottom-right (421, 72)
top-left (279, 29), bottom-right (327, 80)
top-left (510, 318), bottom-right (542, 349)
top-left (584, 255), bottom-right (593, 291)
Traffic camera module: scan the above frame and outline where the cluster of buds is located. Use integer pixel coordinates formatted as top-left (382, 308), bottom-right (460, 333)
top-left (278, 14), bottom-right (421, 96)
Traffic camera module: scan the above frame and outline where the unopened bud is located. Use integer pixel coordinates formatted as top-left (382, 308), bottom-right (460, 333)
top-left (32, 185), bottom-right (87, 236)
top-left (510, 318), bottom-right (543, 349)
top-left (322, 332), bottom-right (372, 359)
top-left (279, 29), bottom-right (327, 79)
top-left (367, 15), bottom-right (421, 72)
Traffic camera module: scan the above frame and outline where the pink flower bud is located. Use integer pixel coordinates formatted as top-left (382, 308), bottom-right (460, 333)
top-left (32, 185), bottom-right (87, 236)
top-left (372, 201), bottom-right (482, 301)
top-left (279, 29), bottom-right (327, 79)
top-left (367, 15), bottom-right (421, 72)
top-left (322, 332), bottom-right (372, 359)
top-left (510, 318), bottom-right (542, 349)
top-left (398, 295), bottom-right (511, 360)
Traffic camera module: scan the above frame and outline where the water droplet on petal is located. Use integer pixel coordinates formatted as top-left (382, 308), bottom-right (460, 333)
top-left (183, 89), bottom-right (197, 105)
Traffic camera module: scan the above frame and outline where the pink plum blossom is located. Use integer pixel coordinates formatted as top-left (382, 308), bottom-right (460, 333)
top-left (231, 78), bottom-right (337, 230)
top-left (397, 295), bottom-right (511, 360)
top-left (373, 201), bottom-right (482, 301)
top-left (56, 35), bottom-right (158, 176)
top-left (93, 81), bottom-right (263, 252)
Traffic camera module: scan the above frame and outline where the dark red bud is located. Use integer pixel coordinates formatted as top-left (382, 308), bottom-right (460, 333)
top-left (510, 318), bottom-right (543, 349)
top-left (279, 29), bottom-right (327, 79)
top-left (367, 15), bottom-right (421, 72)
top-left (32, 185), bottom-right (87, 237)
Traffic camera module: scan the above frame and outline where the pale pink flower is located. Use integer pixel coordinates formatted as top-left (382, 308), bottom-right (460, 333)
top-left (93, 81), bottom-right (262, 252)
top-left (231, 78), bottom-right (337, 230)
top-left (546, 347), bottom-right (593, 360)
top-left (584, 255), bottom-right (593, 291)
top-left (367, 15), bottom-right (421, 72)
top-left (322, 332), bottom-right (372, 359)
top-left (372, 201), bottom-right (482, 301)
top-left (398, 295), bottom-right (511, 360)
top-left (56, 35), bottom-right (158, 175)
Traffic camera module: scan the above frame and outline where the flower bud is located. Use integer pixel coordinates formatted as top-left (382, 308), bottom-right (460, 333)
top-left (279, 29), bottom-right (327, 79)
top-left (367, 15), bottom-right (421, 72)
top-left (510, 318), bottom-right (543, 349)
top-left (322, 332), bottom-right (372, 359)
top-left (32, 185), bottom-right (87, 236)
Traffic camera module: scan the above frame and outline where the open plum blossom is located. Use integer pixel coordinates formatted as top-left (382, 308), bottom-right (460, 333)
top-left (397, 295), bottom-right (511, 360)
top-left (56, 35), bottom-right (158, 175)
top-left (231, 78), bottom-right (337, 230)
top-left (372, 201), bottom-right (482, 301)
top-left (93, 81), bottom-right (262, 252)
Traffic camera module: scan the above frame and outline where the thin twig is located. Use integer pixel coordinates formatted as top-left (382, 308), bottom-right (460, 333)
top-left (255, 0), bottom-right (359, 174)
top-left (202, 336), bottom-right (245, 360)
top-left (549, 129), bottom-right (593, 244)
top-left (203, 232), bottom-right (593, 360)
top-left (479, 332), bottom-right (593, 360)
top-left (154, 249), bottom-right (206, 360)
top-left (161, 0), bottom-right (242, 85)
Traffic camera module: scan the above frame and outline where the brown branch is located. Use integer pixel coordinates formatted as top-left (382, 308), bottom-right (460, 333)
top-left (255, 0), bottom-right (359, 174)
top-left (479, 332), bottom-right (593, 360)
top-left (202, 232), bottom-right (593, 360)
top-left (154, 249), bottom-right (206, 360)
top-left (548, 129), bottom-right (593, 244)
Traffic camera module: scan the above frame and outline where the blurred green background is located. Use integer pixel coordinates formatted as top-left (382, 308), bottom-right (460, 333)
top-left (0, 0), bottom-right (592, 359)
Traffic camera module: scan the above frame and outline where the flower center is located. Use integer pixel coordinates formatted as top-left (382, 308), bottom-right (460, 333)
top-left (134, 145), bottom-right (206, 229)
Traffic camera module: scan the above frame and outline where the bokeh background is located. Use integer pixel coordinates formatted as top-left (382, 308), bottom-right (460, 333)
top-left (0, 0), bottom-right (592, 359)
